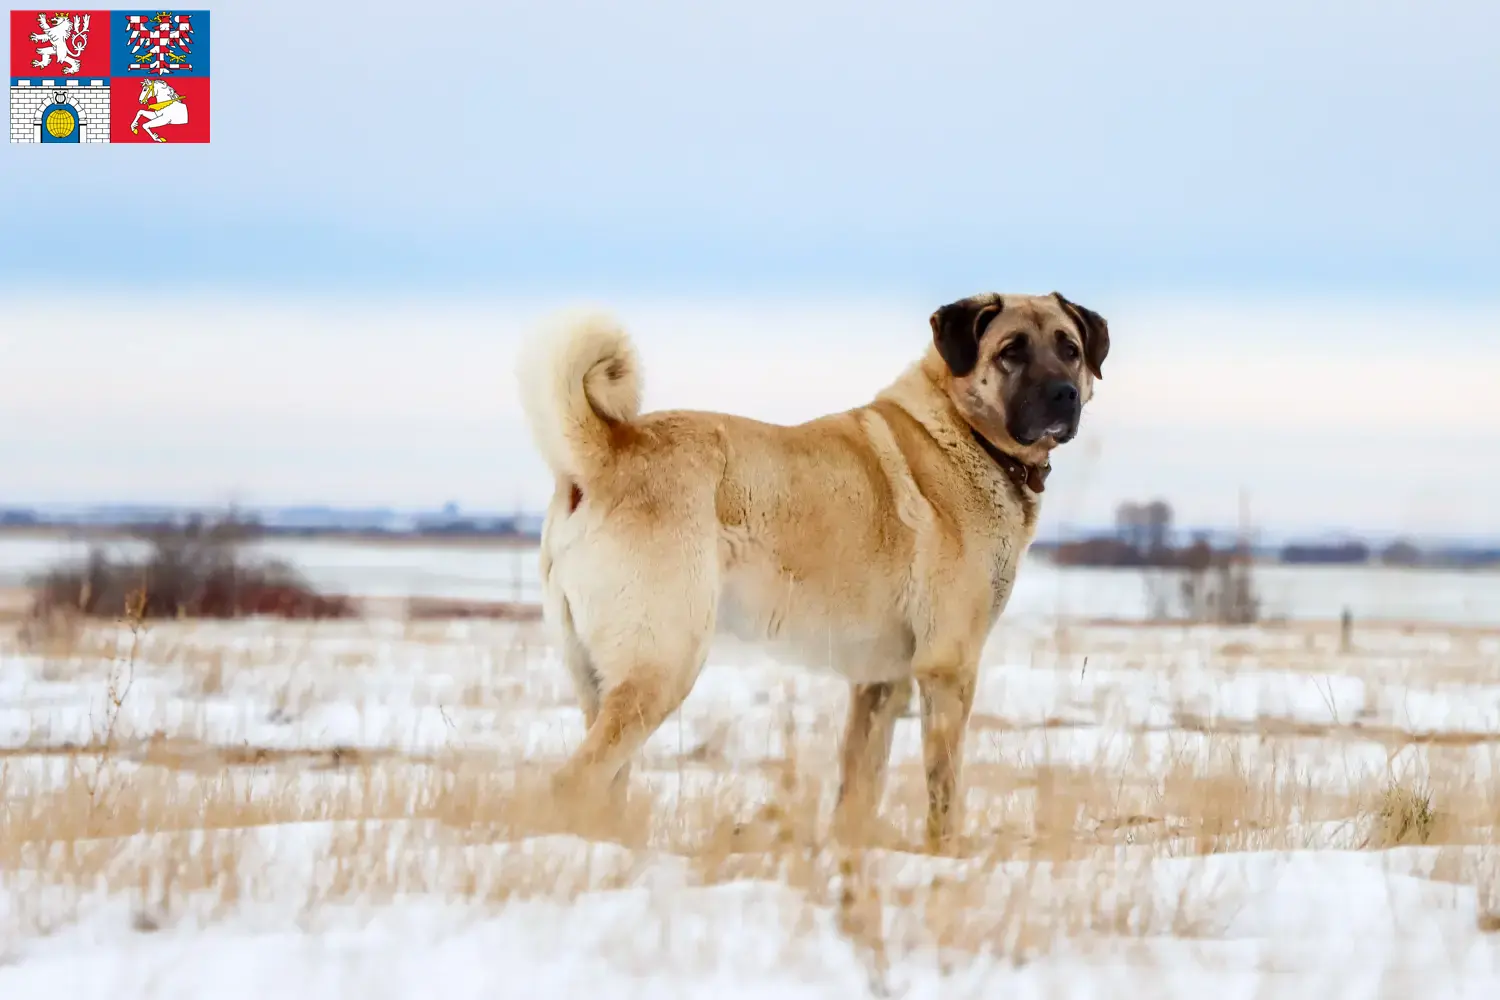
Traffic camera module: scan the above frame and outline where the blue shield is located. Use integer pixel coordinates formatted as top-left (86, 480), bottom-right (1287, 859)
top-left (38, 99), bottom-right (80, 143)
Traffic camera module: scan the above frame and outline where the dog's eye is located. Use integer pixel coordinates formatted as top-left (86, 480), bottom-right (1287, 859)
top-left (1056, 334), bottom-right (1081, 362)
top-left (998, 338), bottom-right (1028, 365)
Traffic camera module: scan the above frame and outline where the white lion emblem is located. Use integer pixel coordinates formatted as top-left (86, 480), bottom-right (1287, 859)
top-left (30, 12), bottom-right (91, 75)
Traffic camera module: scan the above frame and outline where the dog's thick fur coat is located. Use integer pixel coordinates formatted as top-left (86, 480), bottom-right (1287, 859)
top-left (517, 294), bottom-right (1109, 848)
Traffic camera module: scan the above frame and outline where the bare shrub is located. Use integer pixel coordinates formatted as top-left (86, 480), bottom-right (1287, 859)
top-left (1144, 534), bottom-right (1260, 625)
top-left (27, 513), bottom-right (355, 622)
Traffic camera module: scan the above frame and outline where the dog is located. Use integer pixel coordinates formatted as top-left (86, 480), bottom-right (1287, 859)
top-left (516, 292), bottom-right (1109, 849)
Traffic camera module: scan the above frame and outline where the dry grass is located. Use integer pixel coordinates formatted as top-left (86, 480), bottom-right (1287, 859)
top-left (0, 613), bottom-right (1497, 980)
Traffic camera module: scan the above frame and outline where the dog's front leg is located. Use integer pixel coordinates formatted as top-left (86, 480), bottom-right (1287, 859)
top-left (832, 679), bottom-right (908, 845)
top-left (916, 664), bottom-right (977, 853)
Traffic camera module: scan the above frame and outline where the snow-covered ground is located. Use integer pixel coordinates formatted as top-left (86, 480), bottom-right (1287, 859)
top-left (2, 588), bottom-right (1499, 997)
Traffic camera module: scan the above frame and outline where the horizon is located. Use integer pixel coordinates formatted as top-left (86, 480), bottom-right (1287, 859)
top-left (6, 484), bottom-right (1500, 548)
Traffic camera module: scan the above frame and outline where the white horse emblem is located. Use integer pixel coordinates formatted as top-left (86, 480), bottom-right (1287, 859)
top-left (131, 79), bottom-right (189, 142)
top-left (30, 13), bottom-right (91, 75)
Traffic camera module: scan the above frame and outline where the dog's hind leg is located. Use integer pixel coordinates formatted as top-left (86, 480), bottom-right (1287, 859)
top-left (551, 654), bottom-right (707, 828)
top-left (558, 600), bottom-right (604, 723)
top-left (557, 600), bottom-right (632, 811)
top-left (550, 532), bottom-right (717, 820)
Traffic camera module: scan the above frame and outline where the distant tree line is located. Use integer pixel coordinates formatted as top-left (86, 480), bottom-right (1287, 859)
top-left (0, 506), bottom-right (543, 542)
top-left (1039, 501), bottom-right (1500, 570)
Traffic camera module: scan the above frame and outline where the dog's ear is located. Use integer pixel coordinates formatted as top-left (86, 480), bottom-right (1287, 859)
top-left (930, 295), bottom-right (1003, 377)
top-left (1052, 292), bottom-right (1110, 380)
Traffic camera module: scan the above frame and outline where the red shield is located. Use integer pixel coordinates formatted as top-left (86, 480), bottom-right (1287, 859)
top-left (110, 74), bottom-right (210, 143)
top-left (9, 10), bottom-right (112, 78)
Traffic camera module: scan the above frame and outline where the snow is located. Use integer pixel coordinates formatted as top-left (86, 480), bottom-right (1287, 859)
top-left (3, 845), bottom-right (1498, 998)
top-left (3, 541), bottom-right (1500, 996)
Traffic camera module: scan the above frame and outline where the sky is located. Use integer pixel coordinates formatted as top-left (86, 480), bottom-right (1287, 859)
top-left (3, 1), bottom-right (1499, 536)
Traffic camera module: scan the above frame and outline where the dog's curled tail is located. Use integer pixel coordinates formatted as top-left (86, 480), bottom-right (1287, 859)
top-left (517, 308), bottom-right (643, 480)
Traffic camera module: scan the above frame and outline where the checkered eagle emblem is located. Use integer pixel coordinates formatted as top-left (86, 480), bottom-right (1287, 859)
top-left (125, 10), bottom-right (193, 73)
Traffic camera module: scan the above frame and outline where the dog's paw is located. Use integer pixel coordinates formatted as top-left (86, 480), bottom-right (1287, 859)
top-left (831, 812), bottom-right (908, 852)
top-left (545, 766), bottom-right (643, 845)
top-left (920, 828), bottom-right (994, 858)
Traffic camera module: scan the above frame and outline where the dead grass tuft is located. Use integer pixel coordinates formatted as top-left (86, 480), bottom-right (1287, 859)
top-left (1371, 779), bottom-right (1440, 848)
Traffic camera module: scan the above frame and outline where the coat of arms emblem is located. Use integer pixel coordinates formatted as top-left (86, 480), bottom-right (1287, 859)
top-left (9, 9), bottom-right (212, 143)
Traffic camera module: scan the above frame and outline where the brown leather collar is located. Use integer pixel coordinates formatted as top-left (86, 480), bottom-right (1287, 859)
top-left (971, 430), bottom-right (1050, 493)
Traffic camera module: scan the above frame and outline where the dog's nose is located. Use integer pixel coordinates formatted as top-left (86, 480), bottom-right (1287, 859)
top-left (1044, 380), bottom-right (1079, 408)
